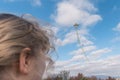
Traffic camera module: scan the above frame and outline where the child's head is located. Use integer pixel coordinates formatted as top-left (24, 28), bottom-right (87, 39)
top-left (0, 13), bottom-right (52, 80)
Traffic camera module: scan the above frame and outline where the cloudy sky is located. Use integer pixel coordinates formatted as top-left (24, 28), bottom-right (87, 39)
top-left (0, 0), bottom-right (120, 77)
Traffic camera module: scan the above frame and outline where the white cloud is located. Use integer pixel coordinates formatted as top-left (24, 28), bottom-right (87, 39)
top-left (70, 54), bottom-right (86, 62)
top-left (52, 0), bottom-right (102, 27)
top-left (69, 47), bottom-right (111, 63)
top-left (68, 0), bottom-right (97, 12)
top-left (51, 27), bottom-right (59, 34)
top-left (113, 22), bottom-right (120, 32)
top-left (112, 22), bottom-right (120, 42)
top-left (82, 14), bottom-right (102, 27)
top-left (54, 47), bottom-right (113, 73)
top-left (31, 0), bottom-right (41, 6)
top-left (55, 29), bottom-right (93, 46)
top-left (55, 60), bottom-right (72, 67)
top-left (90, 48), bottom-right (112, 59)
top-left (52, 0), bottom-right (102, 47)
top-left (70, 45), bottom-right (96, 55)
top-left (55, 51), bottom-right (120, 77)
top-left (111, 36), bottom-right (120, 42)
top-left (4, 0), bottom-right (41, 6)
top-left (43, 24), bottom-right (59, 35)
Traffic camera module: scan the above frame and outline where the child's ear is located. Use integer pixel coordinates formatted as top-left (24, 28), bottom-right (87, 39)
top-left (19, 48), bottom-right (31, 74)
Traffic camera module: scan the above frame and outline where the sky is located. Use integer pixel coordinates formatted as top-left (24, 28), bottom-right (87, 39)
top-left (0, 0), bottom-right (120, 77)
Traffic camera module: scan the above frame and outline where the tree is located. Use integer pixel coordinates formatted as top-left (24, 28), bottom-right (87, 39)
top-left (106, 76), bottom-right (116, 80)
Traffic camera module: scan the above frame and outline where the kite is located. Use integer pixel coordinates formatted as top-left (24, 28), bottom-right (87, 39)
top-left (73, 23), bottom-right (89, 61)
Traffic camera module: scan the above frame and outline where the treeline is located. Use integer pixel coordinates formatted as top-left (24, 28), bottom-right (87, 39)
top-left (69, 73), bottom-right (116, 80)
top-left (44, 71), bottom-right (116, 80)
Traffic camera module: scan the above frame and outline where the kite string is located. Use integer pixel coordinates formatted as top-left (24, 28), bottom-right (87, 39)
top-left (75, 26), bottom-right (89, 61)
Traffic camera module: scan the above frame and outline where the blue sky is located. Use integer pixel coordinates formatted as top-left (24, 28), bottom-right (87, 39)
top-left (0, 0), bottom-right (120, 77)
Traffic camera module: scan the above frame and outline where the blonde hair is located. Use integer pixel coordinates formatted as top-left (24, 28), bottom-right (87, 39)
top-left (0, 13), bottom-right (51, 68)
